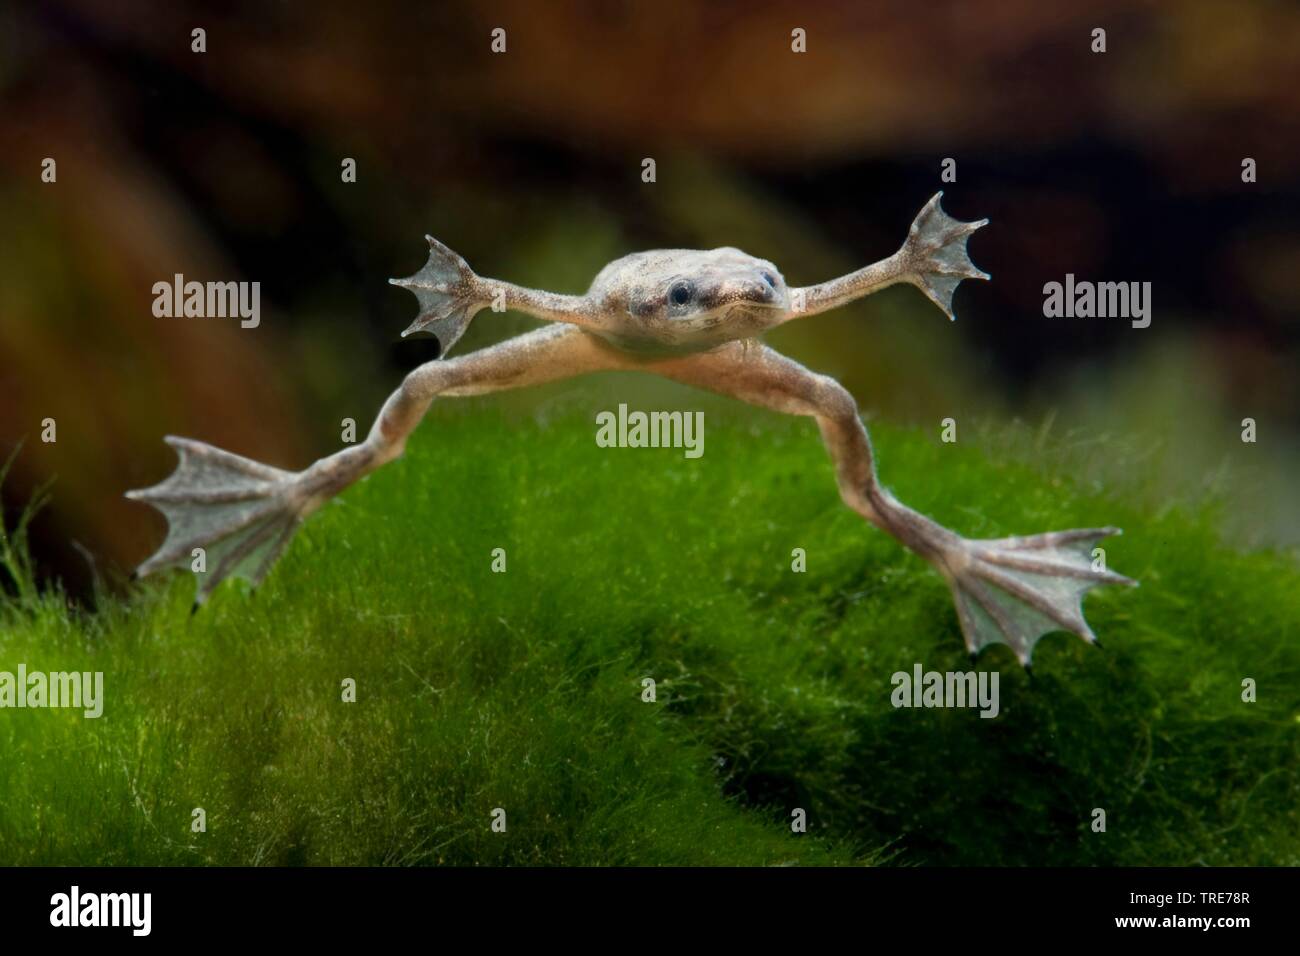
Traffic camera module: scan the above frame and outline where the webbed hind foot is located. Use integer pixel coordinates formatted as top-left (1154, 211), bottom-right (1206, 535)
top-left (126, 437), bottom-right (318, 606)
top-left (938, 527), bottom-right (1137, 665)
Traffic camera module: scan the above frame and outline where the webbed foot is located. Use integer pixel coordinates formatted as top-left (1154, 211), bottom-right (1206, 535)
top-left (389, 236), bottom-right (486, 356)
top-left (898, 192), bottom-right (990, 320)
top-left (938, 527), bottom-right (1136, 665)
top-left (126, 437), bottom-right (317, 606)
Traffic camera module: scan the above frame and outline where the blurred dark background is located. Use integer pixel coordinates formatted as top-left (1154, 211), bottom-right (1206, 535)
top-left (1, 0), bottom-right (1297, 602)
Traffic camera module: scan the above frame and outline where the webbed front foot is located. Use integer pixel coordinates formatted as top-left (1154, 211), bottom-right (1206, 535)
top-left (389, 235), bottom-right (486, 355)
top-left (938, 527), bottom-right (1137, 665)
top-left (898, 192), bottom-right (990, 321)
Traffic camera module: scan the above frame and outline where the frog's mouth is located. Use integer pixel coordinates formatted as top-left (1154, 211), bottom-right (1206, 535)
top-left (723, 296), bottom-right (787, 321)
top-left (674, 302), bottom-right (777, 333)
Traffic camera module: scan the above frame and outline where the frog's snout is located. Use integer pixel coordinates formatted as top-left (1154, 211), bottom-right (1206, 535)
top-left (720, 270), bottom-right (784, 308)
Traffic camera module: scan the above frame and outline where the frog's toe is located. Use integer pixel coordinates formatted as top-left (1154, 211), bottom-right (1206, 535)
top-left (899, 192), bottom-right (990, 321)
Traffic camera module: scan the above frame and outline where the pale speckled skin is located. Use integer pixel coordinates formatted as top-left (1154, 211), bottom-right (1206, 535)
top-left (128, 194), bottom-right (1136, 664)
top-left (584, 247), bottom-right (788, 352)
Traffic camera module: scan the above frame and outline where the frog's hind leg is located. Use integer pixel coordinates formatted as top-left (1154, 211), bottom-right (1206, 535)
top-left (128, 326), bottom-right (628, 607)
top-left (652, 341), bottom-right (1135, 666)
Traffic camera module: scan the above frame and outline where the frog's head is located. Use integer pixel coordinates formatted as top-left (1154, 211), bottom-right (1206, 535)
top-left (619, 248), bottom-right (789, 344)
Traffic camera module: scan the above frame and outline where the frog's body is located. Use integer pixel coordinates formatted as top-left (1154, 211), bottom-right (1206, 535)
top-left (128, 194), bottom-right (1135, 665)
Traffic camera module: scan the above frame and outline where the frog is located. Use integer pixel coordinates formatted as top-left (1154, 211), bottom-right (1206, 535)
top-left (128, 193), bottom-right (1135, 665)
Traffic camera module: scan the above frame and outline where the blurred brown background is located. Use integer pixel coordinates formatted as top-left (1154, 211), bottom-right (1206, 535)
top-left (1, 0), bottom-right (1297, 602)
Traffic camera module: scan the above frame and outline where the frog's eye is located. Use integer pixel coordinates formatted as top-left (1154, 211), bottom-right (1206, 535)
top-left (668, 280), bottom-right (694, 307)
top-left (761, 271), bottom-right (778, 289)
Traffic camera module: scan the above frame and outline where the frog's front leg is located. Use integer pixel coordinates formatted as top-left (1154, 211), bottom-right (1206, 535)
top-left (652, 341), bottom-right (1135, 666)
top-left (785, 192), bottom-right (990, 322)
top-left (127, 326), bottom-right (627, 606)
top-left (389, 235), bottom-right (611, 356)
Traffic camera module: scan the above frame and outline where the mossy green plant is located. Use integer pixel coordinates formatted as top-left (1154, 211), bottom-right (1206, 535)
top-left (1, 399), bottom-right (1296, 865)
